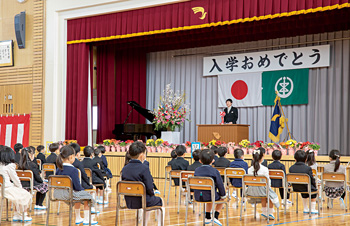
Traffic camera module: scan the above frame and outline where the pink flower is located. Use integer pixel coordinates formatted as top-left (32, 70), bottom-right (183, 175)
top-left (177, 122), bottom-right (181, 124)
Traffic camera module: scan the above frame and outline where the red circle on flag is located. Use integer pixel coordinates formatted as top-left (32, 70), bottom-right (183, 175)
top-left (231, 80), bottom-right (248, 100)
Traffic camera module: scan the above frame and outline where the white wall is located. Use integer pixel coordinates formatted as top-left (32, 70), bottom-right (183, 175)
top-left (44, 0), bottom-right (188, 144)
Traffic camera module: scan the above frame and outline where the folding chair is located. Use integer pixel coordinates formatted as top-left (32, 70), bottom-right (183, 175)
top-left (46, 175), bottom-right (93, 226)
top-left (186, 176), bottom-right (229, 226)
top-left (268, 169), bottom-right (287, 214)
top-left (321, 172), bottom-right (347, 211)
top-left (163, 165), bottom-right (171, 198)
top-left (167, 170), bottom-right (181, 205)
top-left (85, 168), bottom-right (105, 204)
top-left (0, 174), bottom-right (9, 224)
top-left (317, 166), bottom-right (325, 201)
top-left (286, 173), bottom-right (320, 217)
top-left (16, 170), bottom-right (35, 213)
top-left (178, 171), bottom-right (194, 214)
top-left (224, 168), bottom-right (245, 209)
top-left (116, 181), bottom-right (164, 226)
top-left (241, 175), bottom-right (279, 224)
top-left (42, 163), bottom-right (56, 178)
top-left (97, 163), bottom-right (110, 196)
top-left (36, 159), bottom-right (42, 170)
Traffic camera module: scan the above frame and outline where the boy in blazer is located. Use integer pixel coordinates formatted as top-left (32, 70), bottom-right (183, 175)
top-left (170, 145), bottom-right (189, 186)
top-left (289, 150), bottom-right (318, 214)
top-left (194, 149), bottom-right (226, 225)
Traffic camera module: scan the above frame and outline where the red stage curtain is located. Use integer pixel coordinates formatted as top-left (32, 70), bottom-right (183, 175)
top-left (96, 45), bottom-right (116, 143)
top-left (65, 43), bottom-right (89, 145)
top-left (67, 0), bottom-right (350, 43)
top-left (115, 49), bottom-right (147, 125)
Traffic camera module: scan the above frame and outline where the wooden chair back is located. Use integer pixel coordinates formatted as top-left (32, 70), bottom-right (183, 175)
top-left (43, 163), bottom-right (56, 172)
top-left (286, 173), bottom-right (310, 185)
top-left (48, 175), bottom-right (73, 200)
top-left (84, 168), bottom-right (93, 184)
top-left (215, 167), bottom-right (226, 176)
top-left (165, 165), bottom-right (172, 173)
top-left (180, 171), bottom-right (194, 183)
top-left (312, 169), bottom-right (317, 177)
top-left (170, 170), bottom-right (181, 178)
top-left (269, 169), bottom-right (285, 180)
top-left (322, 172), bottom-right (345, 182)
top-left (16, 170), bottom-right (33, 182)
top-left (243, 175), bottom-right (269, 187)
top-left (188, 176), bottom-right (214, 191)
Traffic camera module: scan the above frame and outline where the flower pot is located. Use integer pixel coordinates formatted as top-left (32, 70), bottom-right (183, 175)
top-left (121, 146), bottom-right (126, 152)
top-left (228, 147), bottom-right (234, 155)
top-left (242, 148), bottom-right (247, 155)
top-left (105, 145), bottom-right (110, 152)
top-left (288, 147), bottom-right (295, 156)
top-left (157, 147), bottom-right (162, 153)
top-left (248, 148), bottom-right (254, 155)
top-left (281, 148), bottom-right (287, 155)
top-left (151, 147), bottom-right (156, 153)
top-left (116, 145), bottom-right (121, 152)
top-left (110, 146), bottom-right (116, 152)
top-left (186, 147), bottom-right (191, 153)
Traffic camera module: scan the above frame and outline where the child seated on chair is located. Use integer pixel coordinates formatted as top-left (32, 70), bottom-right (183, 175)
top-left (214, 147), bottom-right (230, 168)
top-left (171, 145), bottom-right (189, 186)
top-left (194, 149), bottom-right (226, 225)
top-left (187, 149), bottom-right (202, 171)
top-left (306, 150), bottom-right (318, 171)
top-left (82, 146), bottom-right (106, 204)
top-left (167, 150), bottom-right (177, 166)
top-left (45, 143), bottom-right (60, 178)
top-left (55, 146), bottom-right (98, 225)
top-left (121, 141), bottom-right (164, 225)
top-left (289, 150), bottom-right (318, 214)
top-left (14, 143), bottom-right (23, 164)
top-left (229, 149), bottom-right (248, 199)
top-left (96, 146), bottom-right (113, 179)
top-left (18, 147), bottom-right (48, 210)
top-left (36, 145), bottom-right (46, 166)
top-left (323, 149), bottom-right (346, 209)
top-left (246, 148), bottom-right (280, 220)
top-left (267, 150), bottom-right (292, 205)
top-left (0, 146), bottom-right (32, 222)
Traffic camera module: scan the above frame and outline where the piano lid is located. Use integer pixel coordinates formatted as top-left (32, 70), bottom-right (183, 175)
top-left (127, 101), bottom-right (155, 123)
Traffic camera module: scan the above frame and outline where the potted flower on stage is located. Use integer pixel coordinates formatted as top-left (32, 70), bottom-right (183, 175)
top-left (151, 84), bottom-right (191, 144)
top-left (239, 139), bottom-right (250, 155)
top-left (146, 139), bottom-right (156, 152)
top-left (162, 141), bottom-right (170, 153)
top-left (185, 141), bottom-right (192, 153)
top-left (110, 139), bottom-right (118, 152)
top-left (155, 139), bottom-right (164, 152)
top-left (103, 139), bottom-right (111, 152)
top-left (286, 139), bottom-right (297, 156)
top-left (119, 141), bottom-right (126, 152)
top-left (266, 143), bottom-right (275, 155)
top-left (309, 142), bottom-right (320, 156)
top-left (227, 142), bottom-right (235, 154)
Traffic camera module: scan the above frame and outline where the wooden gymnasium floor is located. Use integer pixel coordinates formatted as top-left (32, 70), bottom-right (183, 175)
top-left (2, 177), bottom-right (350, 225)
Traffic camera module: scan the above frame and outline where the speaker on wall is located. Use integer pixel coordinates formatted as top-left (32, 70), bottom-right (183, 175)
top-left (14, 11), bottom-right (26, 49)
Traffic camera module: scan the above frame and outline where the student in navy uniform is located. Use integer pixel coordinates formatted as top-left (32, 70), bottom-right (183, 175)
top-left (167, 150), bottom-right (177, 166)
top-left (214, 147), bottom-right (230, 168)
top-left (187, 149), bottom-right (202, 171)
top-left (229, 149), bottom-right (248, 199)
top-left (194, 149), bottom-right (226, 225)
top-left (121, 141), bottom-right (164, 225)
top-left (267, 150), bottom-right (291, 204)
top-left (170, 145), bottom-right (189, 186)
top-left (96, 146), bottom-right (113, 179)
top-left (46, 143), bottom-right (60, 178)
top-left (93, 148), bottom-right (107, 177)
top-left (289, 150), bottom-right (318, 214)
top-left (69, 143), bottom-right (94, 190)
top-left (18, 147), bottom-right (48, 210)
top-left (36, 145), bottom-right (46, 167)
top-left (54, 145), bottom-right (98, 225)
top-left (223, 98), bottom-right (238, 124)
top-left (14, 143), bottom-right (23, 164)
top-left (210, 146), bottom-right (219, 163)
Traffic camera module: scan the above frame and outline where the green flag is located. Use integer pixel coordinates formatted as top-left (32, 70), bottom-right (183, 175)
top-left (262, 69), bottom-right (309, 106)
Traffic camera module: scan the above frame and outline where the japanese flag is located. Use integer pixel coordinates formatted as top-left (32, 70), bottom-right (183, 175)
top-left (218, 72), bottom-right (262, 107)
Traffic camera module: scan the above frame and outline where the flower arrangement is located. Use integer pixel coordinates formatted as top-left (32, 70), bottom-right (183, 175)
top-left (185, 141), bottom-right (191, 147)
top-left (152, 84), bottom-right (191, 131)
top-left (201, 142), bottom-right (209, 148)
top-left (286, 139), bottom-right (297, 148)
top-left (155, 139), bottom-right (164, 147)
top-left (267, 143), bottom-right (275, 148)
top-left (119, 141), bottom-right (126, 147)
top-left (309, 142), bottom-right (320, 150)
top-left (146, 139), bottom-right (156, 147)
top-left (253, 140), bottom-right (264, 148)
top-left (125, 140), bottom-right (134, 145)
top-left (110, 139), bottom-right (119, 146)
top-left (209, 139), bottom-right (217, 146)
top-left (63, 140), bottom-right (77, 145)
top-left (163, 141), bottom-right (170, 147)
top-left (239, 139), bottom-right (250, 148)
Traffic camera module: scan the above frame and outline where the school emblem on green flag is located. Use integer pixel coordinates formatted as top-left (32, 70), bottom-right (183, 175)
top-left (262, 69), bottom-right (309, 106)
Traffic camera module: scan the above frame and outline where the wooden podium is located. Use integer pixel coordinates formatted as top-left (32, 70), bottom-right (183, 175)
top-left (197, 124), bottom-right (249, 143)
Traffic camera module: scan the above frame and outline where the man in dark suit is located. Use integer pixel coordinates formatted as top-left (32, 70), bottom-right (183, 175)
top-left (223, 98), bottom-right (238, 124)
top-left (69, 143), bottom-right (94, 190)
top-left (289, 150), bottom-right (318, 214)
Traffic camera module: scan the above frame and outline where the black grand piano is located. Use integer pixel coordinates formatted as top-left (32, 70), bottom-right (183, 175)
top-left (112, 101), bottom-right (161, 141)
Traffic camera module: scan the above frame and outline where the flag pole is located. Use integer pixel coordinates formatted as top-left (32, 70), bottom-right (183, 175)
top-left (275, 92), bottom-right (292, 141)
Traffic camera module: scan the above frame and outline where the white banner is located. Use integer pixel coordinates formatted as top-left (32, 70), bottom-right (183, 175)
top-left (203, 45), bottom-right (330, 76)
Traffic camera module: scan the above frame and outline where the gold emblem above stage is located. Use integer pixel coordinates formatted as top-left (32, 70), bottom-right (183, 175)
top-left (197, 124), bottom-right (250, 143)
top-left (192, 7), bottom-right (207, 20)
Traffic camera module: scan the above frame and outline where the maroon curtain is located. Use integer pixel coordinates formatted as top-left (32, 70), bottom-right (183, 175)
top-left (115, 49), bottom-right (147, 124)
top-left (96, 45), bottom-right (116, 143)
top-left (65, 43), bottom-right (89, 145)
top-left (67, 0), bottom-right (350, 43)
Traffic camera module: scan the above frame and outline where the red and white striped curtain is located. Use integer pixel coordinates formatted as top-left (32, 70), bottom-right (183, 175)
top-left (0, 115), bottom-right (30, 148)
